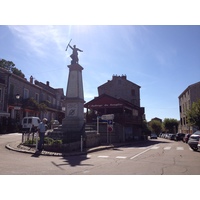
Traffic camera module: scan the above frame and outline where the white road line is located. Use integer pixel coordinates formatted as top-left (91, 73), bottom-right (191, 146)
top-left (130, 148), bottom-right (152, 160)
top-left (116, 156), bottom-right (127, 159)
top-left (138, 147), bottom-right (147, 149)
top-left (80, 155), bottom-right (91, 158)
top-left (164, 146), bottom-right (171, 150)
top-left (98, 156), bottom-right (109, 158)
top-left (150, 146), bottom-right (160, 149)
top-left (177, 147), bottom-right (184, 150)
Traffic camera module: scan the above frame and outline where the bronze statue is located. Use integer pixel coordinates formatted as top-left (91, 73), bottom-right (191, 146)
top-left (68, 44), bottom-right (83, 65)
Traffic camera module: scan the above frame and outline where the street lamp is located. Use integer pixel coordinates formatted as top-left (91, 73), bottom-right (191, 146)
top-left (15, 94), bottom-right (20, 127)
top-left (15, 94), bottom-right (20, 101)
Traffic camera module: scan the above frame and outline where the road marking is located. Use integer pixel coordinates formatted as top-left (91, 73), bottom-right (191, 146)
top-left (164, 146), bottom-right (171, 150)
top-left (98, 156), bottom-right (109, 158)
top-left (150, 146), bottom-right (160, 149)
top-left (176, 147), bottom-right (184, 150)
top-left (138, 147), bottom-right (147, 149)
top-left (130, 148), bottom-right (152, 159)
top-left (116, 156), bottom-right (127, 159)
top-left (81, 155), bottom-right (91, 158)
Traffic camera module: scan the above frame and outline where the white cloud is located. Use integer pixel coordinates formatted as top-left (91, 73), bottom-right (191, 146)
top-left (8, 25), bottom-right (69, 57)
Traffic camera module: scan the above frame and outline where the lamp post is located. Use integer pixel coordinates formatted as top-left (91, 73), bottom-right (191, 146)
top-left (15, 94), bottom-right (20, 129)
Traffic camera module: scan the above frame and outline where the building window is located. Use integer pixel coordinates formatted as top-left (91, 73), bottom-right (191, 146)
top-left (0, 88), bottom-right (2, 101)
top-left (179, 105), bottom-right (182, 113)
top-left (131, 89), bottom-right (135, 96)
top-left (35, 93), bottom-right (39, 102)
top-left (23, 88), bottom-right (29, 99)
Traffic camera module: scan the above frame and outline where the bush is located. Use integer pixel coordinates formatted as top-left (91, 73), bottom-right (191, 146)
top-left (53, 140), bottom-right (62, 145)
top-left (44, 137), bottom-right (54, 145)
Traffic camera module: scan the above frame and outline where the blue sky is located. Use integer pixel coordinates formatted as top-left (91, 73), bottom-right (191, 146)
top-left (1, 25), bottom-right (200, 121)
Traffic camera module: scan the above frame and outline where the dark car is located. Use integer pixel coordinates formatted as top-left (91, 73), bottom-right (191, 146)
top-left (183, 134), bottom-right (191, 143)
top-left (169, 133), bottom-right (176, 140)
top-left (174, 133), bottom-right (185, 141)
top-left (150, 133), bottom-right (157, 139)
top-left (188, 131), bottom-right (200, 151)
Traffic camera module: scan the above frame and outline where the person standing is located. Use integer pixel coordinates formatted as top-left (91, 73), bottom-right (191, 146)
top-left (37, 118), bottom-right (47, 151)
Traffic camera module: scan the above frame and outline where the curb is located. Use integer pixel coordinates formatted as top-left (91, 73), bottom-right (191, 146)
top-left (5, 142), bottom-right (116, 157)
top-left (6, 140), bottom-right (147, 157)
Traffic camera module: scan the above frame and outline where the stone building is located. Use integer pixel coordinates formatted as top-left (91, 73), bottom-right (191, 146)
top-left (84, 75), bottom-right (145, 142)
top-left (178, 81), bottom-right (200, 133)
top-left (0, 67), bottom-right (65, 133)
top-left (98, 75), bottom-right (141, 106)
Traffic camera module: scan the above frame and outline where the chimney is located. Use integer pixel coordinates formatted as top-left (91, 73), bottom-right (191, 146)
top-left (46, 81), bottom-right (49, 86)
top-left (30, 76), bottom-right (33, 84)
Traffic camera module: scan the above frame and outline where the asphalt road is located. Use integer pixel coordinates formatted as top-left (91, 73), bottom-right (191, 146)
top-left (1, 133), bottom-right (200, 175)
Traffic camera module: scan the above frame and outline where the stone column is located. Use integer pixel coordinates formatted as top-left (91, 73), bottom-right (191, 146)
top-left (62, 63), bottom-right (85, 142)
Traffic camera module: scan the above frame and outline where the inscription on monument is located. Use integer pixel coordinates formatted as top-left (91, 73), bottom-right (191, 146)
top-left (67, 103), bottom-right (77, 116)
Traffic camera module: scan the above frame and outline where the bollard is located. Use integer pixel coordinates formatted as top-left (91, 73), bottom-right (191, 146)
top-left (81, 135), bottom-right (83, 152)
top-left (35, 131), bottom-right (38, 150)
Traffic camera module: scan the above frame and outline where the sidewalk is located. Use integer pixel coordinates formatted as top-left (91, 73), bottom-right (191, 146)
top-left (6, 140), bottom-right (137, 157)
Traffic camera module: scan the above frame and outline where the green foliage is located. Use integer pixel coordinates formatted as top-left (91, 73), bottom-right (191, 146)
top-left (22, 97), bottom-right (47, 111)
top-left (44, 137), bottom-right (54, 145)
top-left (24, 138), bottom-right (37, 145)
top-left (142, 120), bottom-right (151, 135)
top-left (0, 59), bottom-right (25, 78)
top-left (11, 67), bottom-right (25, 78)
top-left (163, 118), bottom-right (179, 133)
top-left (0, 59), bottom-right (15, 71)
top-left (186, 99), bottom-right (200, 129)
top-left (149, 120), bottom-right (162, 135)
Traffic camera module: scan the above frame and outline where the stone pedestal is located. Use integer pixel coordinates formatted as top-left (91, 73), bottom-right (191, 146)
top-left (62, 63), bottom-right (85, 142)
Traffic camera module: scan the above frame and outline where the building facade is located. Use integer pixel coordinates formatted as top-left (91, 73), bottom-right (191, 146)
top-left (84, 75), bottom-right (145, 142)
top-left (178, 81), bottom-right (200, 133)
top-left (0, 67), bottom-right (65, 133)
top-left (98, 75), bottom-right (141, 107)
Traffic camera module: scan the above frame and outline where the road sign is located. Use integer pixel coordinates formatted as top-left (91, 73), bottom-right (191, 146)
top-left (101, 114), bottom-right (114, 120)
top-left (107, 125), bottom-right (113, 132)
top-left (107, 120), bottom-right (113, 125)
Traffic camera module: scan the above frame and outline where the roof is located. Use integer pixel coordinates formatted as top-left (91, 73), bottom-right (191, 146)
top-left (98, 75), bottom-right (141, 89)
top-left (84, 94), bottom-right (139, 109)
top-left (178, 81), bottom-right (200, 98)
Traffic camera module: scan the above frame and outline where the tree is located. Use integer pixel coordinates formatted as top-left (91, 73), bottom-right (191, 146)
top-left (186, 99), bottom-right (200, 129)
top-left (0, 59), bottom-right (15, 71)
top-left (11, 67), bottom-right (25, 78)
top-left (0, 59), bottom-right (25, 78)
top-left (149, 119), bottom-right (162, 135)
top-left (163, 118), bottom-right (179, 133)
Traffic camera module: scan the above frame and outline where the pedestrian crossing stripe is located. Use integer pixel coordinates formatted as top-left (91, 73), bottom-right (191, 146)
top-left (176, 147), bottom-right (184, 150)
top-left (98, 156), bottom-right (109, 158)
top-left (150, 146), bottom-right (159, 149)
top-left (163, 146), bottom-right (171, 150)
top-left (116, 156), bottom-right (127, 159)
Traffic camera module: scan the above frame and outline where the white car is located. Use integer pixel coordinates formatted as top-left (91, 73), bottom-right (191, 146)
top-left (21, 117), bottom-right (41, 131)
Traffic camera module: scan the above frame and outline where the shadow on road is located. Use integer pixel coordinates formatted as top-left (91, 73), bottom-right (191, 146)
top-left (57, 155), bottom-right (93, 167)
top-left (31, 150), bottom-right (42, 158)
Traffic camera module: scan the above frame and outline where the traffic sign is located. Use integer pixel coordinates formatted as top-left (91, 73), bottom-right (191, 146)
top-left (107, 125), bottom-right (113, 132)
top-left (101, 114), bottom-right (114, 120)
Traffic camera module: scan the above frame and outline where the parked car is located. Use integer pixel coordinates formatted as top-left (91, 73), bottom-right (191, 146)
top-left (198, 139), bottom-right (200, 150)
top-left (150, 133), bottom-right (157, 139)
top-left (188, 130), bottom-right (200, 151)
top-left (169, 133), bottom-right (176, 140)
top-left (174, 133), bottom-right (185, 141)
top-left (183, 134), bottom-right (191, 143)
